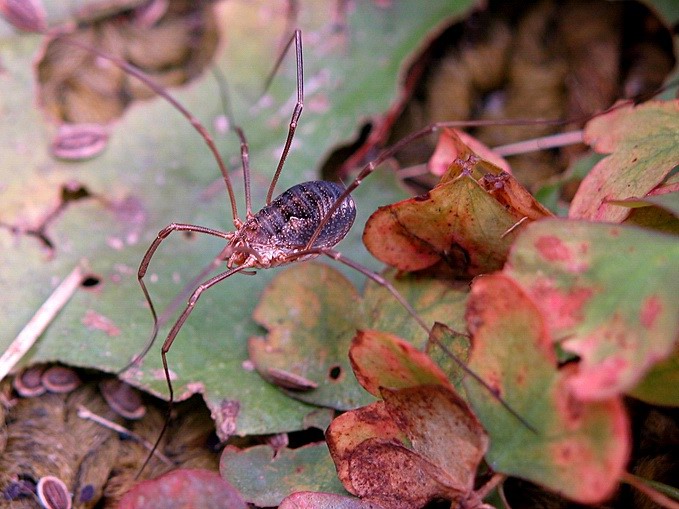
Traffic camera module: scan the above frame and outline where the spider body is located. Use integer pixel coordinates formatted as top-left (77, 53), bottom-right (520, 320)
top-left (226, 181), bottom-right (356, 268)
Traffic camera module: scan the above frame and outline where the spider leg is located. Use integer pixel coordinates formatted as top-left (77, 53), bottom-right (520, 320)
top-left (318, 248), bottom-right (429, 333)
top-left (265, 29), bottom-right (304, 205)
top-left (128, 224), bottom-right (233, 374)
top-left (138, 261), bottom-right (252, 474)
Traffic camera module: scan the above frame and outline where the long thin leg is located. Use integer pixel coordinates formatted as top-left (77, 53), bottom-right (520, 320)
top-left (234, 126), bottom-right (253, 218)
top-left (265, 29), bottom-right (304, 204)
top-left (318, 248), bottom-right (430, 333)
top-left (138, 263), bottom-right (250, 474)
top-left (57, 37), bottom-right (242, 226)
top-left (211, 67), bottom-right (254, 219)
top-left (155, 245), bottom-right (232, 331)
top-left (126, 224), bottom-right (232, 375)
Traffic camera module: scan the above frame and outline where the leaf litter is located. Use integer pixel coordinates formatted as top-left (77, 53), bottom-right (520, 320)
top-left (1, 0), bottom-right (676, 507)
top-left (258, 101), bottom-right (679, 506)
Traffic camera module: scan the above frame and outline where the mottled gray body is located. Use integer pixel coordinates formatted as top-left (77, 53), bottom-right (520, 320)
top-left (236, 181), bottom-right (356, 263)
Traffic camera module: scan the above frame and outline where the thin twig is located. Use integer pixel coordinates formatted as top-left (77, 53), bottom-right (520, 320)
top-left (622, 472), bottom-right (679, 509)
top-left (501, 217), bottom-right (529, 239)
top-left (77, 404), bottom-right (174, 466)
top-left (492, 130), bottom-right (584, 157)
top-left (0, 263), bottom-right (85, 382)
top-left (476, 473), bottom-right (507, 500)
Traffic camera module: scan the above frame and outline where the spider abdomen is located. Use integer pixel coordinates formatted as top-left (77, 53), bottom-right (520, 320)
top-left (245, 181), bottom-right (356, 251)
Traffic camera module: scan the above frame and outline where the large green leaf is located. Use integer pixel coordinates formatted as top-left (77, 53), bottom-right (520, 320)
top-left (220, 442), bottom-right (345, 507)
top-left (504, 219), bottom-right (679, 401)
top-left (464, 273), bottom-right (630, 504)
top-left (569, 101), bottom-right (679, 223)
top-left (0, 0), bottom-right (474, 437)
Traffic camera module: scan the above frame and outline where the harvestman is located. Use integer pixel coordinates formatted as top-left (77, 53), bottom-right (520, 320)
top-left (72, 29), bottom-right (548, 467)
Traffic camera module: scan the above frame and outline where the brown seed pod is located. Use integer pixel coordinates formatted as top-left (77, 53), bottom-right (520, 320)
top-left (37, 475), bottom-right (72, 509)
top-left (50, 123), bottom-right (110, 161)
top-left (13, 364), bottom-right (46, 397)
top-left (41, 366), bottom-right (81, 394)
top-left (266, 368), bottom-right (319, 391)
top-left (99, 379), bottom-right (146, 420)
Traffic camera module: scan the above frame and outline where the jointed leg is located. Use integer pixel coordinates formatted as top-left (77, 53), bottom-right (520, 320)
top-left (138, 262), bottom-right (250, 473)
top-left (318, 248), bottom-right (430, 333)
top-left (129, 224), bottom-right (232, 372)
top-left (265, 29), bottom-right (304, 204)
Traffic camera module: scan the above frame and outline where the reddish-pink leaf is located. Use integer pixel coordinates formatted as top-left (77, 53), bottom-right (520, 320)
top-left (117, 469), bottom-right (247, 509)
top-left (504, 219), bottom-right (679, 400)
top-left (570, 100), bottom-right (679, 222)
top-left (464, 273), bottom-right (631, 504)
top-left (349, 330), bottom-right (453, 396)
top-left (429, 128), bottom-right (511, 176)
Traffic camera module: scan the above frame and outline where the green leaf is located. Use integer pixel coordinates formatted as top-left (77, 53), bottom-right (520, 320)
top-left (220, 443), bottom-right (345, 507)
top-left (0, 0), bottom-right (474, 437)
top-left (248, 263), bottom-right (467, 410)
top-left (569, 100), bottom-right (679, 223)
top-left (248, 262), bottom-right (370, 410)
top-left (464, 273), bottom-right (630, 505)
top-left (611, 191), bottom-right (679, 218)
top-left (505, 219), bottom-right (679, 400)
top-left (628, 347), bottom-right (679, 406)
top-left (425, 322), bottom-right (471, 393)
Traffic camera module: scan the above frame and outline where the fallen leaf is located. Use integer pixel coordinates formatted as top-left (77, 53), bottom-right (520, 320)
top-left (505, 219), bottom-right (679, 400)
top-left (569, 100), bottom-right (679, 222)
top-left (326, 385), bottom-right (488, 509)
top-left (325, 401), bottom-right (409, 494)
top-left (464, 273), bottom-right (630, 504)
top-left (117, 469), bottom-right (247, 509)
top-left (364, 140), bottom-right (551, 277)
top-left (380, 385), bottom-right (488, 496)
top-left (347, 438), bottom-right (460, 509)
top-left (349, 330), bottom-right (453, 397)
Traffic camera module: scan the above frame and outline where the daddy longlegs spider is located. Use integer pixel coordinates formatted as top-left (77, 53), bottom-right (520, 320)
top-left (63, 27), bottom-right (646, 472)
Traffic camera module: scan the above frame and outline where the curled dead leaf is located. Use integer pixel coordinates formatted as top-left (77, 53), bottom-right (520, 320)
top-left (327, 384), bottom-right (489, 509)
top-left (364, 134), bottom-right (551, 277)
top-left (349, 330), bottom-right (453, 397)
